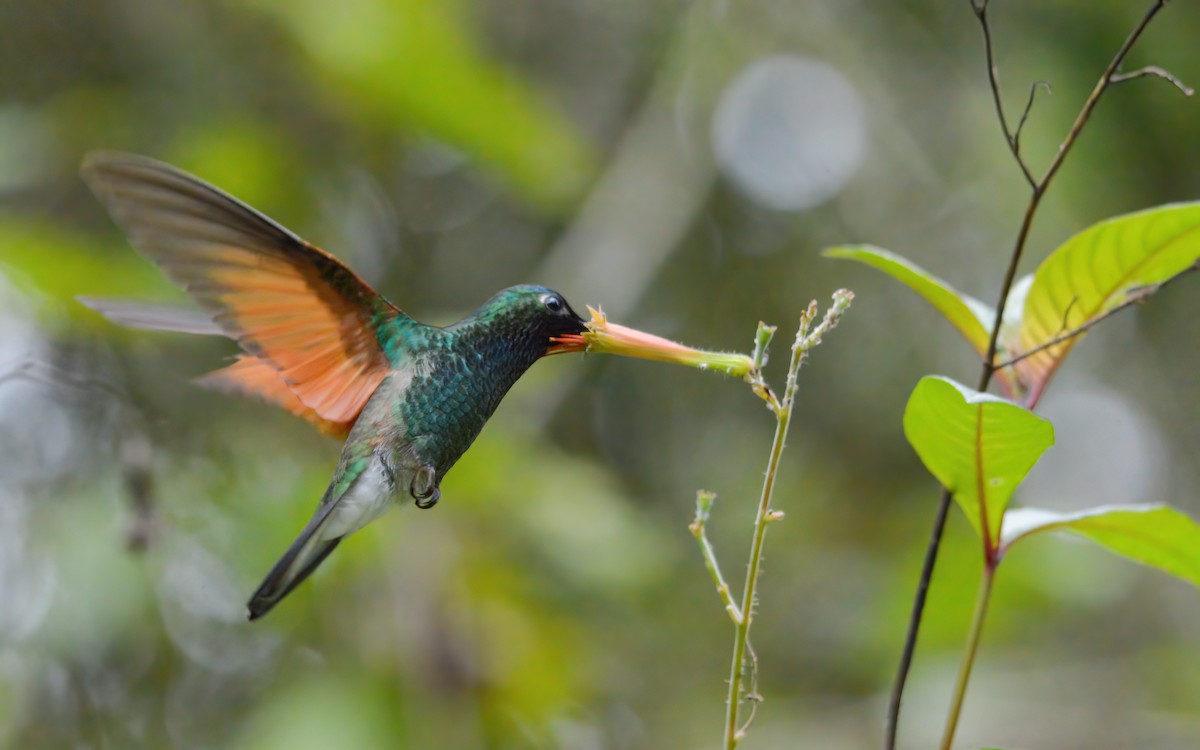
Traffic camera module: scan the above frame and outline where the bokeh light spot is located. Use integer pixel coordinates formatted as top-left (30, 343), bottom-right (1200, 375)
top-left (1022, 384), bottom-right (1165, 511)
top-left (712, 56), bottom-right (867, 211)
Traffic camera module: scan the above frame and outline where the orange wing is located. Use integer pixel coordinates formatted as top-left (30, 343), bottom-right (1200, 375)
top-left (194, 357), bottom-right (354, 438)
top-left (77, 295), bottom-right (359, 434)
top-left (81, 152), bottom-right (407, 425)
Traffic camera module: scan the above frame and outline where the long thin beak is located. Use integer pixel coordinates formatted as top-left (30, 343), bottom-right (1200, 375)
top-left (546, 335), bottom-right (588, 355)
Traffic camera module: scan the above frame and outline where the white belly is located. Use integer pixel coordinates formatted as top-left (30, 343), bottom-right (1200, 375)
top-left (319, 457), bottom-right (403, 540)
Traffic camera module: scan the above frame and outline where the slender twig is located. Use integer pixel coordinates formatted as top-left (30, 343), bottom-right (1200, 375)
top-left (1032, 1), bottom-right (1168, 195)
top-left (691, 491), bottom-right (743, 624)
top-left (883, 484), bottom-right (953, 744)
top-left (993, 265), bottom-right (1197, 370)
top-left (1012, 81), bottom-right (1051, 155)
top-left (985, 0), bottom-right (1167, 382)
top-left (1111, 65), bottom-right (1195, 96)
top-left (721, 291), bottom-right (853, 749)
top-left (1055, 297), bottom-right (1083, 337)
top-left (740, 641), bottom-right (762, 733)
top-left (725, 408), bottom-right (788, 748)
top-left (938, 568), bottom-right (996, 750)
top-left (971, 0), bottom-right (1038, 187)
top-left (883, 4), bottom-right (1171, 748)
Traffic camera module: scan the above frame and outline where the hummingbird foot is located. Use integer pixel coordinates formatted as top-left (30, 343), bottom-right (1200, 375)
top-left (411, 465), bottom-right (440, 509)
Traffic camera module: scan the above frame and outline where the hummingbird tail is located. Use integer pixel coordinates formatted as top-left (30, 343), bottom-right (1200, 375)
top-left (77, 296), bottom-right (224, 336)
top-left (246, 455), bottom-right (393, 620)
top-left (246, 498), bottom-right (344, 621)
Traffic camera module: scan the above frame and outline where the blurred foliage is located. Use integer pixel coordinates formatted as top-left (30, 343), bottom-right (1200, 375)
top-left (1002, 505), bottom-right (1200, 587)
top-left (1, 1), bottom-right (1199, 749)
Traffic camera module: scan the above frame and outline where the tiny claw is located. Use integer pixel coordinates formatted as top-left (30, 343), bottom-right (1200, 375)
top-left (411, 465), bottom-right (440, 509)
top-left (414, 488), bottom-right (440, 510)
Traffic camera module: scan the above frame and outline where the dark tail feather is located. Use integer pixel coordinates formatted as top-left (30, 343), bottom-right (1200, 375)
top-left (77, 296), bottom-right (224, 336)
top-left (247, 499), bottom-right (343, 621)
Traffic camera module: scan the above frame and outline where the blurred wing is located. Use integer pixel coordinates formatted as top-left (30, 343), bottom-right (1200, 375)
top-left (194, 357), bottom-right (355, 439)
top-left (80, 297), bottom-right (358, 436)
top-left (78, 296), bottom-right (224, 336)
top-left (82, 151), bottom-right (407, 424)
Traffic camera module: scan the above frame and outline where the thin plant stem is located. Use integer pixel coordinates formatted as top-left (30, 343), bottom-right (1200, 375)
top-left (691, 491), bottom-right (743, 624)
top-left (939, 568), bottom-right (996, 750)
top-left (883, 4), bottom-right (1170, 747)
top-left (1030, 0), bottom-right (1167, 200)
top-left (970, 0), bottom-right (1037, 188)
top-left (1110, 65), bottom-right (1194, 95)
top-left (721, 292), bottom-right (852, 748)
top-left (724, 408), bottom-right (789, 748)
top-left (1012, 81), bottom-right (1052, 157)
top-left (993, 263), bottom-right (1198, 372)
top-left (884, 485), bottom-right (953, 742)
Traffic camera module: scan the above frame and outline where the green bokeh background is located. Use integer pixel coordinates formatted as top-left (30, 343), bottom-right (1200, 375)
top-left (1, 1), bottom-right (1198, 748)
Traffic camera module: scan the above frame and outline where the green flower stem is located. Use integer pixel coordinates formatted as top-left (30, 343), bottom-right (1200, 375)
top-left (690, 491), bottom-right (742, 624)
top-left (724, 400), bottom-right (791, 747)
top-left (723, 291), bottom-right (853, 748)
top-left (939, 567), bottom-right (996, 750)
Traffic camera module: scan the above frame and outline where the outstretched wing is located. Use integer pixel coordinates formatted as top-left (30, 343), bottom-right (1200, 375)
top-left (78, 296), bottom-right (356, 436)
top-left (81, 151), bottom-right (406, 424)
top-left (77, 296), bottom-right (224, 336)
top-left (195, 357), bottom-right (355, 438)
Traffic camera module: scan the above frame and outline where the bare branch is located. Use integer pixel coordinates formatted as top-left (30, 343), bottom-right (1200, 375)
top-left (1056, 297), bottom-right (1081, 337)
top-left (994, 264), bottom-right (1198, 370)
top-left (998, 306), bottom-right (1125, 370)
top-left (1034, 0), bottom-right (1168, 193)
top-left (1110, 65), bottom-right (1195, 96)
top-left (971, 0), bottom-right (1038, 187)
top-left (1013, 81), bottom-right (1052, 156)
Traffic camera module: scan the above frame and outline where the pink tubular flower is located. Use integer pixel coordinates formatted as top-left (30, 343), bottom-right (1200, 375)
top-left (549, 306), bottom-right (755, 379)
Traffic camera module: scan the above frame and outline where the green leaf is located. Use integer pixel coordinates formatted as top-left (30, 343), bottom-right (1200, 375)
top-left (1002, 505), bottom-right (1200, 587)
top-left (824, 244), bottom-right (995, 356)
top-left (1015, 203), bottom-right (1200, 399)
top-left (1001, 274), bottom-right (1034, 332)
top-left (903, 376), bottom-right (1054, 549)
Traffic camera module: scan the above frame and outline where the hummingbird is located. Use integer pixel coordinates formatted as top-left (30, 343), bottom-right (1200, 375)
top-left (80, 152), bottom-right (595, 620)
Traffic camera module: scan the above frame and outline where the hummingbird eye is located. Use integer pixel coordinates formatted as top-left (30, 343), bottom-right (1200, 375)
top-left (542, 294), bottom-right (564, 313)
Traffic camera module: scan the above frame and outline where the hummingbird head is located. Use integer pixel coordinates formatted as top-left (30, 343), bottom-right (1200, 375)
top-left (469, 285), bottom-right (587, 356)
top-left (529, 286), bottom-right (589, 355)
